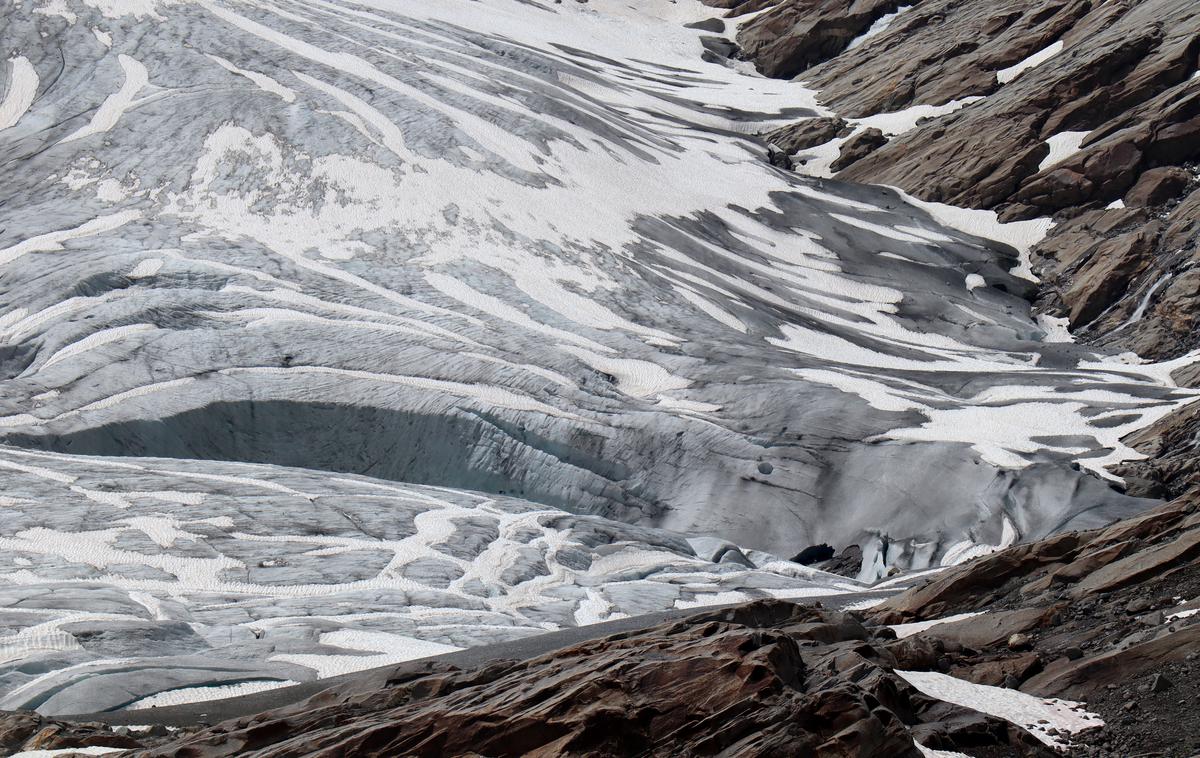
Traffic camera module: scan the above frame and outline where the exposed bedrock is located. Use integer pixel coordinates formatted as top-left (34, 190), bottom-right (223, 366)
top-left (0, 711), bottom-right (147, 755)
top-left (870, 489), bottom-right (1200, 756)
top-left (1111, 398), bottom-right (1200, 499)
top-left (1029, 182), bottom-right (1200, 359)
top-left (709, 0), bottom-right (907, 80)
top-left (136, 600), bottom-right (1055, 758)
top-left (731, 0), bottom-right (1200, 363)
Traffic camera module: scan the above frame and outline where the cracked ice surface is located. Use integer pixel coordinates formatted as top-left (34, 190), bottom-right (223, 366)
top-left (0, 448), bottom-right (862, 714)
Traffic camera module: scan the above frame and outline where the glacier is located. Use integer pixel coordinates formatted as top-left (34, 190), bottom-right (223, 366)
top-left (0, 0), bottom-right (1195, 713)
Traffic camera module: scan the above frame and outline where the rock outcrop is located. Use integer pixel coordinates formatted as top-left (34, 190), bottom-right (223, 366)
top-left (0, 712), bottom-right (147, 755)
top-left (1113, 399), bottom-right (1200, 499)
top-left (719, 0), bottom-right (903, 79)
top-left (872, 489), bottom-right (1200, 757)
top-left (830, 127), bottom-right (888, 172)
top-left (132, 600), bottom-right (1054, 758)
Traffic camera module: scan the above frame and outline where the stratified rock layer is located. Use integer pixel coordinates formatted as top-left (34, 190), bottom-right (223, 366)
top-left (873, 490), bottom-right (1200, 757)
top-left (133, 600), bottom-right (1053, 758)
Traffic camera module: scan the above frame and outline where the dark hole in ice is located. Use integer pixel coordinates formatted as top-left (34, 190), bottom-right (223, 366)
top-left (792, 544), bottom-right (835, 565)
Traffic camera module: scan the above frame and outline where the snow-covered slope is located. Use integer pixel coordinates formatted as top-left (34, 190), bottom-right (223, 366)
top-left (0, 0), bottom-right (1194, 712)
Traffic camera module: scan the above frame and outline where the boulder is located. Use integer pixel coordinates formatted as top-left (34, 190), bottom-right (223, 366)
top-left (763, 116), bottom-right (847, 154)
top-left (1124, 166), bottom-right (1192, 206)
top-left (831, 128), bottom-right (888, 172)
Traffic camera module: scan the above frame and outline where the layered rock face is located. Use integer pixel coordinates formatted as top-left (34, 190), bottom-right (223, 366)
top-left (728, 0), bottom-right (1199, 354)
top-left (871, 489), bottom-right (1200, 757)
top-left (121, 601), bottom-right (1056, 757)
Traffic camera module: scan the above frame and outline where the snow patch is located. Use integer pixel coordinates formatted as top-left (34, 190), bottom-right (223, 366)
top-left (1036, 313), bottom-right (1074, 343)
top-left (558, 345), bottom-right (690, 398)
top-left (897, 669), bottom-right (1103, 748)
top-left (1038, 131), bottom-right (1089, 171)
top-left (889, 188), bottom-right (1053, 281)
top-left (845, 6), bottom-right (912, 51)
top-left (915, 744), bottom-right (970, 758)
top-left (271, 629), bottom-right (460, 677)
top-left (889, 612), bottom-right (984, 639)
top-left (0, 57), bottom-right (39, 132)
top-left (60, 55), bottom-right (149, 144)
top-left (128, 257), bottom-right (164, 278)
top-left (128, 679), bottom-right (300, 709)
top-left (997, 40), bottom-right (1064, 84)
top-left (10, 749), bottom-right (126, 758)
top-left (207, 54), bottom-right (296, 102)
top-left (850, 98), bottom-right (983, 137)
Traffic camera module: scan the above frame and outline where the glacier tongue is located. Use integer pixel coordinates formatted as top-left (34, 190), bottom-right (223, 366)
top-left (0, 449), bottom-right (869, 715)
top-left (0, 0), bottom-right (1193, 711)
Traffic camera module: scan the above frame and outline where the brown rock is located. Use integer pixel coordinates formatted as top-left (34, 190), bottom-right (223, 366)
top-left (763, 116), bottom-right (847, 154)
top-left (919, 606), bottom-right (1061, 649)
top-left (735, 0), bottom-right (899, 79)
top-left (1016, 168), bottom-right (1095, 208)
top-left (1073, 527), bottom-right (1200, 596)
top-left (1023, 624), bottom-right (1200, 698)
top-left (1124, 166), bottom-right (1192, 206)
top-left (952, 653), bottom-right (1043, 687)
top-left (831, 128), bottom-right (888, 172)
top-left (730, 0), bottom-right (1200, 365)
top-left (144, 600), bottom-right (1050, 758)
top-left (1114, 395), bottom-right (1200, 497)
top-left (0, 713), bottom-right (143, 754)
top-left (1147, 112), bottom-right (1200, 164)
top-left (872, 531), bottom-right (1083, 624)
top-left (804, 0), bottom-right (1090, 117)
top-left (1036, 540), bottom-right (1134, 588)
top-left (1077, 139), bottom-right (1145, 200)
top-left (1063, 227), bottom-right (1155, 327)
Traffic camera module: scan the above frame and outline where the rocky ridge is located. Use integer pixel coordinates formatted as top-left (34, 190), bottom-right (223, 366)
top-left (56, 601), bottom-right (1058, 758)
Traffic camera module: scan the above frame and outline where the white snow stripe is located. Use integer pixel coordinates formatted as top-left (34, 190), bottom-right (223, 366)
top-left (0, 211), bottom-right (142, 267)
top-left (59, 54), bottom-right (148, 144)
top-left (207, 53), bottom-right (297, 102)
top-left (896, 669), bottom-right (1102, 749)
top-left (997, 40), bottom-right (1064, 84)
top-left (0, 57), bottom-right (38, 131)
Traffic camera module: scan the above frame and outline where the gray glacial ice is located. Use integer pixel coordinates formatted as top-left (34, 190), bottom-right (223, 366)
top-left (0, 451), bottom-right (868, 714)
